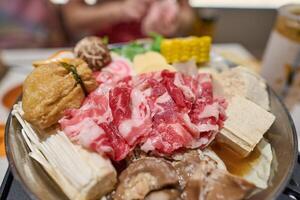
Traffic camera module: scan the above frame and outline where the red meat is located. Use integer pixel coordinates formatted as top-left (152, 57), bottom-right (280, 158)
top-left (59, 70), bottom-right (226, 161)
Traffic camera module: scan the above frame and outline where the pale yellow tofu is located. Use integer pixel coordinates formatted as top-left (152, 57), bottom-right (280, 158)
top-left (213, 66), bottom-right (270, 111)
top-left (133, 51), bottom-right (176, 74)
top-left (217, 96), bottom-right (275, 157)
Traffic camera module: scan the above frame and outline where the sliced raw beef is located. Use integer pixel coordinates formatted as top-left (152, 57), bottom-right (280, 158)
top-left (60, 70), bottom-right (226, 161)
top-left (109, 78), bottom-right (152, 146)
top-left (109, 79), bottom-right (132, 126)
top-left (90, 122), bottom-right (130, 161)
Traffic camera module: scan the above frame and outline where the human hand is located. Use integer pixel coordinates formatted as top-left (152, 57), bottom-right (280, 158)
top-left (121, 0), bottom-right (153, 22)
top-left (142, 0), bottom-right (180, 36)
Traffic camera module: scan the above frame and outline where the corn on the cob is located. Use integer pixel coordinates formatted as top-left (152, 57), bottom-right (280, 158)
top-left (160, 36), bottom-right (211, 64)
top-left (12, 102), bottom-right (117, 200)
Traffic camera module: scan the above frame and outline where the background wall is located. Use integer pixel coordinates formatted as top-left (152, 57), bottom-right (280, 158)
top-left (197, 8), bottom-right (277, 59)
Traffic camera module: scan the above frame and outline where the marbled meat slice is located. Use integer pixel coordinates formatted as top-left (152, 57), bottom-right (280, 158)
top-left (60, 70), bottom-right (226, 161)
top-left (111, 78), bottom-right (152, 146)
top-left (59, 83), bottom-right (131, 161)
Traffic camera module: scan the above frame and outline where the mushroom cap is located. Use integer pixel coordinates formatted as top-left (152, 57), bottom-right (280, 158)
top-left (173, 151), bottom-right (212, 188)
top-left (114, 157), bottom-right (179, 200)
top-left (180, 152), bottom-right (256, 200)
top-left (145, 189), bottom-right (181, 200)
top-left (74, 36), bottom-right (111, 71)
top-left (183, 168), bottom-right (255, 200)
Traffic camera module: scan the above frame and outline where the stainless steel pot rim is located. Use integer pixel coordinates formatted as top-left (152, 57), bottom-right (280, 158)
top-left (5, 112), bottom-right (39, 200)
top-left (267, 87), bottom-right (298, 199)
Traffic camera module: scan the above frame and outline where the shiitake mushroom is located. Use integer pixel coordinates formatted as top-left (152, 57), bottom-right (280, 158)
top-left (113, 157), bottom-right (179, 200)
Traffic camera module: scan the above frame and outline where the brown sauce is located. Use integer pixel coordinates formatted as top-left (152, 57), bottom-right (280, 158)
top-left (2, 84), bottom-right (22, 109)
top-left (0, 124), bottom-right (5, 157)
top-left (211, 142), bottom-right (261, 176)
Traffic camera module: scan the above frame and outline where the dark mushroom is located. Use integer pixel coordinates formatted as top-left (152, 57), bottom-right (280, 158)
top-left (173, 150), bottom-right (217, 188)
top-left (114, 157), bottom-right (179, 200)
top-left (74, 36), bottom-right (111, 71)
top-left (206, 170), bottom-right (255, 200)
top-left (181, 154), bottom-right (255, 200)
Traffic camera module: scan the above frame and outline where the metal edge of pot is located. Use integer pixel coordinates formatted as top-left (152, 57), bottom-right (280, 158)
top-left (268, 87), bottom-right (298, 200)
top-left (5, 112), bottom-right (38, 200)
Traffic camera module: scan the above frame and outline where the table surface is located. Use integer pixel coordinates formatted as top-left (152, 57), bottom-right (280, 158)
top-left (0, 43), bottom-right (299, 195)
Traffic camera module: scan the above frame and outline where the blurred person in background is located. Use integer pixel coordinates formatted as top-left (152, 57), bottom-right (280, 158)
top-left (0, 0), bottom-right (65, 48)
top-left (62, 0), bottom-right (195, 43)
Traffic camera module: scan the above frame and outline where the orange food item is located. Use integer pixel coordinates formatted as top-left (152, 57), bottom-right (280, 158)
top-left (2, 84), bottom-right (23, 109)
top-left (0, 124), bottom-right (5, 157)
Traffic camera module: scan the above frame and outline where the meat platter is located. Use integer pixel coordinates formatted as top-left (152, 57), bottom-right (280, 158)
top-left (5, 36), bottom-right (298, 200)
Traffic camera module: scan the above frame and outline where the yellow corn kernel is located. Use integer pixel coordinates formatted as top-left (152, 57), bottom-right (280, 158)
top-left (160, 36), bottom-right (211, 64)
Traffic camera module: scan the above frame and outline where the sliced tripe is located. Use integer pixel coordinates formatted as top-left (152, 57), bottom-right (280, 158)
top-left (12, 102), bottom-right (117, 200)
top-left (217, 96), bottom-right (275, 157)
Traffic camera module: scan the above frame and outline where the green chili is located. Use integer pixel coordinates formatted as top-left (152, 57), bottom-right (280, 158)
top-left (60, 62), bottom-right (88, 96)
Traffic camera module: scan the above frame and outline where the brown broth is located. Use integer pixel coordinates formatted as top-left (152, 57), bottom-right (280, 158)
top-left (211, 142), bottom-right (261, 176)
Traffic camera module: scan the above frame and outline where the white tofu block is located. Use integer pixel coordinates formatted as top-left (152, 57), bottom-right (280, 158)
top-left (217, 96), bottom-right (275, 157)
top-left (213, 66), bottom-right (270, 111)
top-left (12, 103), bottom-right (117, 200)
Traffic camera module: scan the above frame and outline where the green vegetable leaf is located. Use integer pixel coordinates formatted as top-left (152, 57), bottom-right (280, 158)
top-left (110, 42), bottom-right (146, 60)
top-left (149, 33), bottom-right (163, 52)
top-left (109, 35), bottom-right (164, 60)
top-left (60, 62), bottom-right (88, 96)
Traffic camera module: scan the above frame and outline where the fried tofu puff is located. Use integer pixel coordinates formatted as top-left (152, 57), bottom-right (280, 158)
top-left (22, 59), bottom-right (98, 130)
